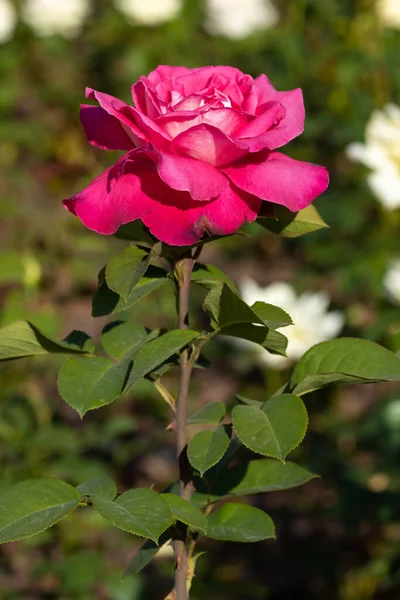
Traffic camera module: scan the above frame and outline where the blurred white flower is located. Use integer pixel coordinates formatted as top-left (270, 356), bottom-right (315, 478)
top-left (205, 0), bottom-right (279, 39)
top-left (346, 103), bottom-right (400, 209)
top-left (383, 260), bottom-right (400, 304)
top-left (0, 0), bottom-right (17, 44)
top-left (384, 398), bottom-right (400, 427)
top-left (238, 279), bottom-right (344, 370)
top-left (376, 0), bottom-right (400, 29)
top-left (114, 0), bottom-right (182, 26)
top-left (21, 0), bottom-right (91, 38)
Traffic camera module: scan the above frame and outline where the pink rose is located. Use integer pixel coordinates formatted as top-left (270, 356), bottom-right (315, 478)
top-left (64, 65), bottom-right (329, 246)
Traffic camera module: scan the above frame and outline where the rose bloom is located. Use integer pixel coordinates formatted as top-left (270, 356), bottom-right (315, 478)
top-left (64, 65), bottom-right (329, 246)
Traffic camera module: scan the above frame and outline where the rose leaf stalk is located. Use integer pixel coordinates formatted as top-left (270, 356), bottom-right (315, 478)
top-left (174, 252), bottom-right (195, 600)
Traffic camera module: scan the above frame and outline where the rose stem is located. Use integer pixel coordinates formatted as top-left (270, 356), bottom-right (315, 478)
top-left (174, 253), bottom-right (195, 600)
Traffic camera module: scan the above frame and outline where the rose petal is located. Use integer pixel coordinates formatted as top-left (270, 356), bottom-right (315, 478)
top-left (63, 154), bottom-right (160, 235)
top-left (127, 105), bottom-right (172, 150)
top-left (255, 89), bottom-right (305, 148)
top-left (131, 79), bottom-right (162, 119)
top-left (173, 66), bottom-right (249, 99)
top-left (142, 197), bottom-right (205, 246)
top-left (243, 74), bottom-right (275, 114)
top-left (242, 77), bottom-right (305, 147)
top-left (236, 102), bottom-right (285, 138)
top-left (235, 102), bottom-right (287, 152)
top-left (223, 151), bottom-right (329, 211)
top-left (200, 184), bottom-right (261, 235)
top-left (156, 107), bottom-right (248, 138)
top-left (155, 110), bottom-right (208, 138)
top-left (85, 88), bottom-right (145, 146)
top-left (142, 183), bottom-right (260, 246)
top-left (173, 93), bottom-right (206, 111)
top-left (202, 107), bottom-right (248, 135)
top-left (172, 124), bottom-right (247, 167)
top-left (146, 65), bottom-right (193, 85)
top-left (86, 87), bottom-right (172, 150)
top-left (80, 105), bottom-right (134, 151)
top-left (152, 66), bottom-right (250, 110)
top-left (157, 152), bottom-right (228, 201)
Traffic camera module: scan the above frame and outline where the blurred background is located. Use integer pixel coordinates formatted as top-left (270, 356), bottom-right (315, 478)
top-left (1, 0), bottom-right (400, 598)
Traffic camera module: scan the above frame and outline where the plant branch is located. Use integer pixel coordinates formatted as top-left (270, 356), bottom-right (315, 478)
top-left (173, 253), bottom-right (195, 600)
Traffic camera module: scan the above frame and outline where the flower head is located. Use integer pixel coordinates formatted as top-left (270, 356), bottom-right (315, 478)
top-left (239, 279), bottom-right (344, 369)
top-left (204, 0), bottom-right (279, 40)
top-left (384, 260), bottom-right (400, 304)
top-left (64, 65), bottom-right (329, 246)
top-left (114, 0), bottom-right (182, 26)
top-left (0, 0), bottom-right (17, 44)
top-left (376, 0), bottom-right (400, 29)
top-left (22, 0), bottom-right (91, 38)
top-left (346, 103), bottom-right (400, 209)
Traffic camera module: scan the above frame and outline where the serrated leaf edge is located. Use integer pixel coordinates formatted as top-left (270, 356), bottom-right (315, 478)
top-left (92, 496), bottom-right (173, 544)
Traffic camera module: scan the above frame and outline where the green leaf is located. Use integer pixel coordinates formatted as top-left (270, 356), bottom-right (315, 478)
top-left (146, 355), bottom-right (177, 379)
top-left (126, 329), bottom-right (199, 391)
top-left (124, 531), bottom-right (171, 577)
top-left (76, 478), bottom-right (117, 501)
top-left (203, 284), bottom-right (265, 329)
top-left (0, 479), bottom-right (80, 543)
top-left (106, 245), bottom-right (149, 301)
top-left (235, 395), bottom-right (262, 408)
top-left (190, 231), bottom-right (249, 249)
top-left (232, 394), bottom-right (308, 461)
top-left (92, 488), bottom-right (173, 543)
top-left (208, 459), bottom-right (317, 497)
top-left (106, 244), bottom-right (161, 302)
top-left (206, 503), bottom-right (275, 542)
top-left (290, 337), bottom-right (400, 396)
top-left (62, 330), bottom-right (95, 353)
top-left (162, 494), bottom-right (207, 533)
top-left (0, 320), bottom-right (90, 361)
top-left (192, 264), bottom-right (238, 291)
top-left (101, 321), bottom-right (149, 360)
top-left (221, 324), bottom-right (288, 356)
top-left (250, 302), bottom-right (292, 329)
top-left (120, 274), bottom-right (170, 311)
top-left (58, 356), bottom-right (131, 417)
top-left (92, 266), bottom-right (169, 318)
top-left (187, 426), bottom-right (230, 476)
top-left (91, 273), bottom-right (120, 318)
top-left (114, 221), bottom-right (155, 245)
top-left (188, 402), bottom-right (226, 425)
top-left (258, 204), bottom-right (328, 238)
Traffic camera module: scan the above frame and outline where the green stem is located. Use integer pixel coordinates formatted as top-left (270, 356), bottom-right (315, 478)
top-left (174, 254), bottom-right (195, 600)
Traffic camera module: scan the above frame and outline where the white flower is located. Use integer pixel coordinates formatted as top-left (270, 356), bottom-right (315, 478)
top-left (114, 0), bottom-right (182, 26)
top-left (238, 279), bottom-right (344, 370)
top-left (0, 0), bottom-right (17, 44)
top-left (346, 103), bottom-right (400, 209)
top-left (204, 0), bottom-right (279, 40)
top-left (376, 0), bottom-right (400, 29)
top-left (21, 0), bottom-right (91, 38)
top-left (384, 260), bottom-right (400, 304)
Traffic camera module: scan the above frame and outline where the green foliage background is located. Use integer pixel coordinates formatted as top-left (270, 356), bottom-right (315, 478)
top-left (1, 0), bottom-right (400, 598)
